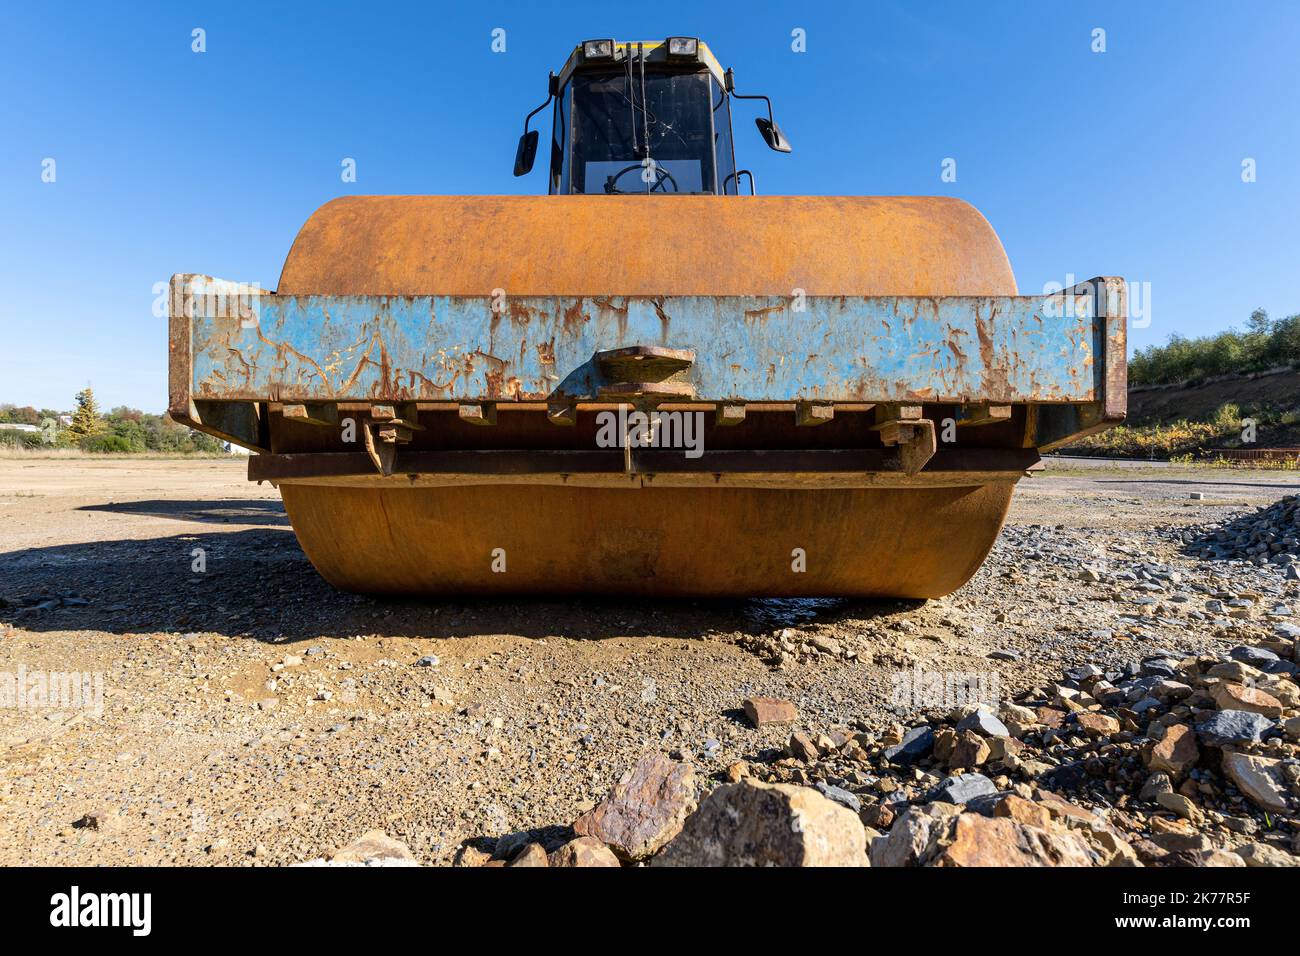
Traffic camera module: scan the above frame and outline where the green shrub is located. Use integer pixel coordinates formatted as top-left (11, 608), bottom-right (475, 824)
top-left (81, 434), bottom-right (137, 453)
top-left (1214, 402), bottom-right (1241, 429)
top-left (0, 429), bottom-right (44, 448)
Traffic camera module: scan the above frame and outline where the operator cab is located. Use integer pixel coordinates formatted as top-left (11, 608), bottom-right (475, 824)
top-left (513, 38), bottom-right (790, 196)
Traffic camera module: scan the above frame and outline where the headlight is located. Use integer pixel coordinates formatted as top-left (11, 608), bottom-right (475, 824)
top-left (583, 39), bottom-right (616, 60)
top-left (666, 37), bottom-right (699, 59)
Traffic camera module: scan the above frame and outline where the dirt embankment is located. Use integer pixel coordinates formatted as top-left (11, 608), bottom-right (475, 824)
top-left (1129, 368), bottom-right (1300, 434)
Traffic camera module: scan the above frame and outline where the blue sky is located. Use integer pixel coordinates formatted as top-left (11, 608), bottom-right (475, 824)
top-left (1, 1), bottom-right (1296, 412)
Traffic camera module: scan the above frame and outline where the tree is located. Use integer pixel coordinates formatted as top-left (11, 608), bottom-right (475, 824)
top-left (1247, 308), bottom-right (1271, 336)
top-left (0, 404), bottom-right (39, 425)
top-left (65, 387), bottom-right (106, 442)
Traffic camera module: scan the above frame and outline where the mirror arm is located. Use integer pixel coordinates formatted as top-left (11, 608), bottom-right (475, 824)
top-left (522, 95), bottom-right (552, 135)
top-left (729, 90), bottom-right (776, 127)
top-left (522, 72), bottom-right (557, 134)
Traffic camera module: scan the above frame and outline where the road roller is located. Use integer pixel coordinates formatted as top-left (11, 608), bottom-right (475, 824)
top-left (168, 38), bottom-right (1127, 598)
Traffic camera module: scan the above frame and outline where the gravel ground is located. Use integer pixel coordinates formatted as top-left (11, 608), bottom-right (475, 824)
top-left (0, 457), bottom-right (1296, 865)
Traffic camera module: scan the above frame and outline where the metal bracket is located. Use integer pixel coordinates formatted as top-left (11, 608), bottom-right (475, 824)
top-left (879, 418), bottom-right (937, 477)
top-left (955, 404), bottom-right (1012, 427)
top-left (363, 420), bottom-right (414, 476)
top-left (276, 402), bottom-right (340, 427)
top-left (595, 345), bottom-right (696, 404)
top-left (458, 403), bottom-right (497, 426)
top-left (715, 404), bottom-right (746, 426)
top-left (796, 402), bottom-right (834, 426)
top-left (598, 381), bottom-right (695, 402)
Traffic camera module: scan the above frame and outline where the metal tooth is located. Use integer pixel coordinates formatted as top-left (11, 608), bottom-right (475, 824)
top-left (956, 404), bottom-right (1012, 427)
top-left (715, 404), bottom-right (746, 426)
top-left (366, 402), bottom-right (424, 432)
top-left (796, 402), bottom-right (834, 426)
top-left (458, 403), bottom-right (497, 426)
top-left (547, 402), bottom-right (577, 426)
top-left (279, 402), bottom-right (339, 427)
top-left (872, 404), bottom-right (924, 429)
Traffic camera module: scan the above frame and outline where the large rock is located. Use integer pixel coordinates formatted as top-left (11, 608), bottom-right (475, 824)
top-left (815, 781), bottom-right (862, 813)
top-left (956, 708), bottom-right (1010, 738)
top-left (654, 781), bottom-right (867, 867)
top-left (328, 830), bottom-right (419, 866)
top-left (1080, 826), bottom-right (1142, 867)
top-left (452, 844), bottom-right (492, 867)
top-left (1230, 645), bottom-right (1280, 666)
top-left (1185, 849), bottom-right (1246, 867)
top-left (884, 725), bottom-right (935, 767)
top-left (1033, 789), bottom-right (1104, 829)
top-left (548, 837), bottom-right (621, 867)
top-left (991, 795), bottom-right (1053, 830)
top-left (1075, 713), bottom-right (1121, 738)
top-left (1221, 752), bottom-right (1291, 813)
top-left (869, 802), bottom-right (963, 867)
top-left (1210, 682), bottom-right (1284, 718)
top-left (949, 730), bottom-right (992, 770)
top-left (1235, 842), bottom-right (1300, 867)
top-left (1139, 772), bottom-right (1173, 802)
top-left (933, 814), bottom-right (1096, 867)
top-left (1143, 723), bottom-right (1199, 778)
top-left (742, 696), bottom-right (797, 728)
top-left (1207, 661), bottom-right (1261, 683)
top-left (573, 753), bottom-right (697, 861)
top-left (1196, 710), bottom-right (1275, 746)
top-left (1156, 791), bottom-right (1203, 824)
top-left (787, 731), bottom-right (820, 762)
top-left (1147, 826), bottom-right (1211, 855)
top-left (506, 843), bottom-right (549, 867)
top-left (926, 773), bottom-right (998, 805)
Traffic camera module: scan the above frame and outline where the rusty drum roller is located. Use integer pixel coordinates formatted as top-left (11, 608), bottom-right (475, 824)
top-left (169, 40), bottom-right (1126, 599)
top-left (274, 196), bottom-right (1017, 598)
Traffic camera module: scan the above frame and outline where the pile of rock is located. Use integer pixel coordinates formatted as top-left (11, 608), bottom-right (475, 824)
top-left (750, 639), bottom-right (1299, 865)
top-left (454, 753), bottom-right (696, 867)
top-left (455, 758), bottom-right (869, 867)
top-left (452, 635), bottom-right (1300, 867)
top-left (1187, 494), bottom-right (1300, 578)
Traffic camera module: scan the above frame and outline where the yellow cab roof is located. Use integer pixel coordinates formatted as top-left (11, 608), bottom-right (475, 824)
top-left (556, 39), bottom-right (726, 87)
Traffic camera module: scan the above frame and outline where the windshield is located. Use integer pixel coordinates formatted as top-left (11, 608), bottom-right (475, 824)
top-left (567, 69), bottom-right (718, 194)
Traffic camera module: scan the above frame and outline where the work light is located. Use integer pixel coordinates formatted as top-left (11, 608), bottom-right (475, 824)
top-left (583, 39), bottom-right (616, 60)
top-left (666, 37), bottom-right (699, 59)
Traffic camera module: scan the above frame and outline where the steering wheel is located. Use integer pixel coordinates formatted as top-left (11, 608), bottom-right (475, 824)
top-left (604, 162), bottom-right (679, 194)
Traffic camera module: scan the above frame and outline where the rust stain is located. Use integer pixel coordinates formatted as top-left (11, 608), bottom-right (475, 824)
top-left (744, 304), bottom-right (783, 322)
top-left (652, 296), bottom-right (671, 340)
top-left (973, 302), bottom-right (1010, 398)
top-left (561, 299), bottom-right (587, 334)
top-left (536, 338), bottom-right (556, 366)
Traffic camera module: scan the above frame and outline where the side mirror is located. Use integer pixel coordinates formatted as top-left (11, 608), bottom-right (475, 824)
top-left (513, 130), bottom-right (539, 177)
top-left (755, 117), bottom-right (791, 153)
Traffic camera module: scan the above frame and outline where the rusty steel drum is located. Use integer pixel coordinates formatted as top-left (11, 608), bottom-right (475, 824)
top-left (275, 195), bottom-right (1019, 598)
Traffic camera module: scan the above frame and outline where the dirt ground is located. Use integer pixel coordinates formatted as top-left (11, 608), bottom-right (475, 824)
top-left (1, 456), bottom-right (1297, 865)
